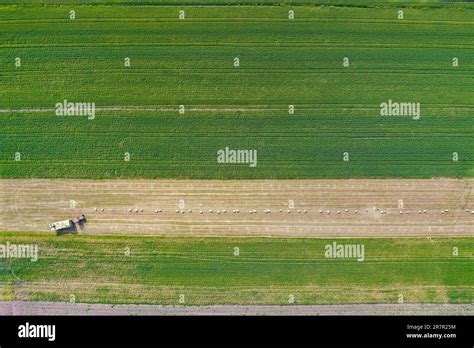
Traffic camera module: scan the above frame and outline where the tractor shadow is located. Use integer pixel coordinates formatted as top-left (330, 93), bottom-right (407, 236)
top-left (56, 225), bottom-right (78, 236)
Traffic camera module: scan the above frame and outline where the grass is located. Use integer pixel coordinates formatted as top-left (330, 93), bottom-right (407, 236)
top-left (0, 233), bottom-right (472, 305)
top-left (1, 4), bottom-right (473, 179)
top-left (2, 1), bottom-right (474, 6)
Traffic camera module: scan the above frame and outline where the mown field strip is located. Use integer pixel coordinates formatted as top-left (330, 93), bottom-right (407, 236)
top-left (1, 179), bottom-right (472, 237)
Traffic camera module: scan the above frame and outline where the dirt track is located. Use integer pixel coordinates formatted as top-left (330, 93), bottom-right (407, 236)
top-left (1, 179), bottom-right (473, 237)
top-left (1, 301), bottom-right (472, 316)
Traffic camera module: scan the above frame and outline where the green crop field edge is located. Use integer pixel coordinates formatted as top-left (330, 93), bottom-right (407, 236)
top-left (0, 232), bottom-right (472, 305)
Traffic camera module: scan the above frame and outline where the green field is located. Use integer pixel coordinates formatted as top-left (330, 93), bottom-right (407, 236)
top-left (0, 233), bottom-right (472, 305)
top-left (1, 3), bottom-right (473, 179)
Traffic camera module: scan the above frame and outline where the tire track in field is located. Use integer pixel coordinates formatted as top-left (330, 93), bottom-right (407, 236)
top-left (1, 103), bottom-right (473, 113)
top-left (2, 18), bottom-right (473, 25)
